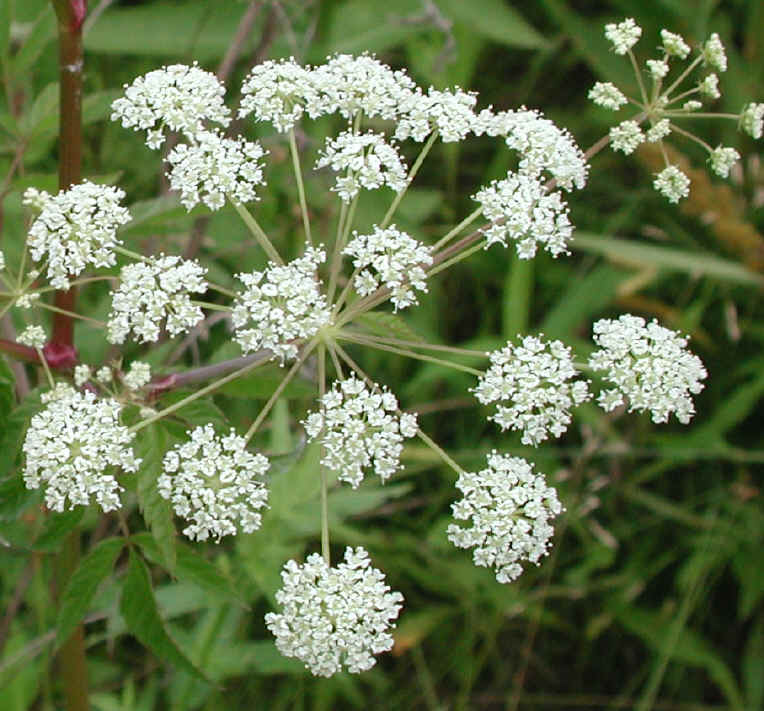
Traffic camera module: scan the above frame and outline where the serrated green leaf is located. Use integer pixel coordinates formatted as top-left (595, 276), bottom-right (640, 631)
top-left (134, 423), bottom-right (177, 573)
top-left (120, 550), bottom-right (206, 681)
top-left (132, 532), bottom-right (246, 606)
top-left (33, 508), bottom-right (84, 552)
top-left (56, 537), bottom-right (124, 648)
top-left (355, 311), bottom-right (425, 344)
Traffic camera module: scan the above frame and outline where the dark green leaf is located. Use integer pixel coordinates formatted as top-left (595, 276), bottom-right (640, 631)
top-left (56, 537), bottom-right (124, 647)
top-left (33, 508), bottom-right (84, 552)
top-left (120, 550), bottom-right (206, 680)
top-left (134, 423), bottom-right (177, 573)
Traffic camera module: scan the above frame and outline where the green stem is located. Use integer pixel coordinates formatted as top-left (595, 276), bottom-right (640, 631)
top-left (131, 354), bottom-right (271, 433)
top-left (232, 202), bottom-right (283, 265)
top-left (36, 302), bottom-right (105, 326)
top-left (669, 123), bottom-right (713, 152)
top-left (35, 346), bottom-right (56, 388)
top-left (627, 48), bottom-right (650, 107)
top-left (428, 239), bottom-right (486, 278)
top-left (318, 343), bottom-right (330, 564)
top-left (343, 330), bottom-right (487, 357)
top-left (380, 129), bottom-right (438, 229)
top-left (330, 264), bottom-right (362, 319)
top-left (327, 193), bottom-right (358, 304)
top-left (113, 245), bottom-right (148, 263)
top-left (662, 53), bottom-right (704, 99)
top-left (289, 128), bottom-right (312, 246)
top-left (190, 300), bottom-right (230, 312)
top-left (338, 332), bottom-right (483, 376)
top-left (432, 206), bottom-right (483, 251)
top-left (244, 339), bottom-right (317, 441)
top-left (327, 340), bottom-right (344, 380)
top-left (660, 111), bottom-right (740, 120)
top-left (415, 428), bottom-right (465, 476)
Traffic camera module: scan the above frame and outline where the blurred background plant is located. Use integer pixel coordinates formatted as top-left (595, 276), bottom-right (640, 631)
top-left (0, 1), bottom-right (761, 709)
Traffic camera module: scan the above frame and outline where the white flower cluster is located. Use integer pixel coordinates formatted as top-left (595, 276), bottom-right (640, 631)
top-left (74, 364), bottom-right (91, 387)
top-left (703, 33), bottom-right (727, 72)
top-left (474, 173), bottom-right (573, 259)
top-left (343, 225), bottom-right (432, 310)
top-left (699, 74), bottom-right (720, 100)
top-left (24, 182), bottom-right (131, 290)
top-left (304, 377), bottom-right (418, 488)
top-left (709, 146), bottom-right (740, 178)
top-left (660, 29), bottom-right (691, 59)
top-left (447, 452), bottom-right (562, 584)
top-left (123, 361), bottom-right (152, 390)
top-left (395, 87), bottom-right (477, 142)
top-left (645, 119), bottom-right (671, 143)
top-left (22, 385), bottom-right (140, 512)
top-left (741, 102), bottom-right (764, 140)
top-left (17, 325), bottom-right (47, 349)
top-left (158, 424), bottom-right (269, 542)
top-left (165, 131), bottom-right (267, 211)
top-left (315, 130), bottom-right (408, 203)
top-left (0, 248), bottom-right (5, 271)
top-left (588, 314), bottom-right (707, 424)
top-left (265, 547), bottom-right (404, 677)
top-left (111, 62), bottom-right (230, 148)
top-left (232, 247), bottom-right (330, 362)
top-left (609, 120), bottom-right (644, 155)
top-left (107, 255), bottom-right (207, 344)
top-left (604, 17), bottom-right (642, 55)
top-left (239, 57), bottom-right (319, 132)
top-left (482, 109), bottom-right (589, 191)
top-left (588, 82), bottom-right (628, 111)
top-left (653, 165), bottom-right (690, 203)
top-left (473, 336), bottom-right (590, 446)
top-left (646, 59), bottom-right (669, 80)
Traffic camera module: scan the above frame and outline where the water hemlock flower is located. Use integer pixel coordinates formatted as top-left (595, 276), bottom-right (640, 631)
top-left (660, 29), bottom-right (691, 59)
top-left (123, 361), bottom-right (152, 390)
top-left (473, 335), bottom-right (590, 446)
top-left (107, 255), bottom-right (207, 344)
top-left (646, 59), bottom-right (669, 80)
top-left (395, 86), bottom-right (478, 142)
top-left (588, 314), bottom-right (708, 424)
top-left (698, 74), bottom-right (721, 100)
top-left (158, 424), bottom-right (270, 542)
top-left (343, 225), bottom-right (433, 311)
top-left (73, 364), bottom-right (91, 387)
top-left (22, 385), bottom-right (140, 512)
top-left (447, 452), bottom-right (563, 584)
top-left (604, 17), bottom-right (642, 55)
top-left (110, 62), bottom-right (230, 148)
top-left (709, 146), bottom-right (741, 178)
top-left (703, 33), bottom-right (727, 72)
top-left (17, 325), bottom-right (47, 348)
top-left (265, 546), bottom-right (404, 677)
top-left (303, 376), bottom-right (418, 488)
top-left (609, 120), bottom-right (645, 155)
top-left (24, 182), bottom-right (131, 290)
top-left (740, 102), bottom-right (764, 140)
top-left (645, 118), bottom-right (671, 143)
top-left (315, 130), bottom-right (408, 203)
top-left (653, 165), bottom-right (691, 203)
top-left (474, 173), bottom-right (573, 259)
top-left (232, 247), bottom-right (331, 362)
top-left (165, 131), bottom-right (267, 211)
top-left (588, 82), bottom-right (628, 111)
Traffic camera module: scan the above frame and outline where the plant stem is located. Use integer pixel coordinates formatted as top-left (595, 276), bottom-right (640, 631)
top-left (232, 201), bottom-right (283, 264)
top-left (37, 302), bottom-right (106, 326)
top-left (35, 346), bottom-right (56, 388)
top-left (289, 128), bottom-right (312, 246)
top-left (327, 194), bottom-right (358, 304)
top-left (343, 330), bottom-right (487, 357)
top-left (132, 354), bottom-right (271, 433)
top-left (318, 343), bottom-right (330, 564)
top-left (415, 428), bottom-right (465, 476)
top-left (432, 206), bottom-right (483, 251)
top-left (380, 129), bottom-right (439, 229)
top-left (244, 339), bottom-right (317, 441)
top-left (428, 239), bottom-right (486, 278)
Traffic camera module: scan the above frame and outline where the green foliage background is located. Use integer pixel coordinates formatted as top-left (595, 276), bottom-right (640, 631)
top-left (0, 0), bottom-right (762, 709)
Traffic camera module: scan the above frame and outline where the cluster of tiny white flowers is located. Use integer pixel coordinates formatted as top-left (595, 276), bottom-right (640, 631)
top-left (22, 385), bottom-right (140, 512)
top-left (303, 377), bottom-right (418, 489)
top-left (165, 132), bottom-right (267, 211)
top-left (107, 255), bottom-right (207, 344)
top-left (741, 102), bottom-right (764, 140)
top-left (646, 59), bottom-right (669, 80)
top-left (315, 130), bottom-right (408, 203)
top-left (24, 182), bottom-right (131, 290)
top-left (123, 361), bottom-right (152, 390)
top-left (473, 336), bottom-right (590, 446)
top-left (95, 366), bottom-right (113, 384)
top-left (158, 424), bottom-right (269, 542)
top-left (110, 62), bottom-right (230, 148)
top-left (709, 146), bottom-right (741, 178)
top-left (312, 53), bottom-right (416, 122)
top-left (653, 165), bottom-right (691, 203)
top-left (447, 452), bottom-right (562, 584)
top-left (265, 546), bottom-right (404, 677)
top-left (0, 248), bottom-right (5, 271)
top-left (343, 225), bottom-right (432, 311)
top-left (395, 87), bottom-right (477, 142)
top-left (588, 82), bottom-right (628, 111)
top-left (588, 314), bottom-right (707, 424)
top-left (232, 247), bottom-right (330, 362)
top-left (660, 29), bottom-right (691, 59)
top-left (703, 33), bottom-right (727, 72)
top-left (698, 74), bottom-right (720, 100)
top-left (73, 364), bottom-right (91, 387)
top-left (609, 120), bottom-right (644, 155)
top-left (17, 325), bottom-right (46, 349)
top-left (645, 118), bottom-right (671, 143)
top-left (604, 17), bottom-right (642, 55)
top-left (474, 174), bottom-right (573, 259)
top-left (239, 57), bottom-right (319, 132)
top-left (487, 109), bottom-right (589, 190)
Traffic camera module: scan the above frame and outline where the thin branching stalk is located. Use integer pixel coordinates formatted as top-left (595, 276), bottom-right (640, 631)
top-left (289, 128), bottom-right (313, 245)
